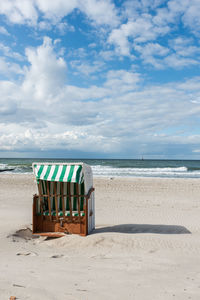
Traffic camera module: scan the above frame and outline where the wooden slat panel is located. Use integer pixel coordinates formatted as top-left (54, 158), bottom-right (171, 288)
top-left (61, 182), bottom-right (65, 220)
top-left (54, 182), bottom-right (59, 220)
top-left (76, 183), bottom-right (81, 222)
top-left (38, 181), bottom-right (43, 215)
top-left (46, 181), bottom-right (52, 220)
top-left (68, 182), bottom-right (72, 221)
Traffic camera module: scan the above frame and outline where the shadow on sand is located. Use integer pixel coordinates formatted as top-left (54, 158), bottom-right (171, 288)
top-left (93, 224), bottom-right (191, 235)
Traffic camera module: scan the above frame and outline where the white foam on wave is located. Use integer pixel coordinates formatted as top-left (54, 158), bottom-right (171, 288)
top-left (0, 164), bottom-right (32, 173)
top-left (0, 163), bottom-right (8, 169)
top-left (91, 165), bottom-right (200, 178)
top-left (1, 162), bottom-right (200, 178)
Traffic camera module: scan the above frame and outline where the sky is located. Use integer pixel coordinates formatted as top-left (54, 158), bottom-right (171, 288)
top-left (0, 0), bottom-right (200, 159)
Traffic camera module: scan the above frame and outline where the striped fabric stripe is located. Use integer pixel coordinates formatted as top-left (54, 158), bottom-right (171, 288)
top-left (63, 165), bottom-right (70, 181)
top-left (33, 164), bottom-right (83, 184)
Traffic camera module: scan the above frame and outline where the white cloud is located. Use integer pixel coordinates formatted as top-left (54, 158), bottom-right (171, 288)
top-left (67, 48), bottom-right (88, 59)
top-left (2, 1), bottom-right (200, 157)
top-left (182, 1), bottom-right (200, 34)
top-left (88, 43), bottom-right (97, 48)
top-left (108, 15), bottom-right (170, 57)
top-left (164, 54), bottom-right (198, 68)
top-left (134, 42), bottom-right (170, 68)
top-left (104, 69), bottom-right (141, 93)
top-left (99, 50), bottom-right (116, 61)
top-left (0, 57), bottom-right (24, 77)
top-left (0, 0), bottom-right (119, 29)
top-left (56, 22), bottom-right (75, 35)
top-left (22, 37), bottom-right (67, 101)
top-left (0, 0), bottom-right (38, 25)
top-left (193, 149), bottom-right (200, 153)
top-left (79, 0), bottom-right (120, 27)
top-left (38, 19), bottom-right (75, 35)
top-left (38, 20), bottom-right (52, 31)
top-left (154, 0), bottom-right (200, 37)
top-left (108, 25), bottom-right (131, 56)
top-left (133, 39), bottom-right (200, 69)
top-left (0, 122), bottom-right (120, 153)
top-left (0, 43), bottom-right (24, 61)
top-left (122, 0), bottom-right (164, 20)
top-left (35, 0), bottom-right (78, 23)
top-left (0, 26), bottom-right (10, 35)
top-left (107, 0), bottom-right (200, 60)
top-left (169, 37), bottom-right (200, 57)
top-left (167, 0), bottom-right (200, 34)
top-left (1, 37), bottom-right (200, 156)
top-left (0, 38), bottom-right (141, 153)
top-left (70, 60), bottom-right (105, 76)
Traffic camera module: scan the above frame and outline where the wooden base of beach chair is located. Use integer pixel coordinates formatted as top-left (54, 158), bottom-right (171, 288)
top-left (33, 215), bottom-right (88, 236)
top-left (33, 232), bottom-right (66, 238)
top-left (32, 180), bottom-right (95, 236)
top-left (32, 195), bottom-right (89, 236)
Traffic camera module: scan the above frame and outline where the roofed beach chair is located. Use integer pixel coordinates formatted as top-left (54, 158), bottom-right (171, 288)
top-left (32, 163), bottom-right (95, 237)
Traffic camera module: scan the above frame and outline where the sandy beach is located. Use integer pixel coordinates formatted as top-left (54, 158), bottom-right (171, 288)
top-left (0, 174), bottom-right (200, 300)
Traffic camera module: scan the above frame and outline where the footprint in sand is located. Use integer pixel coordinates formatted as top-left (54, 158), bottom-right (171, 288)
top-left (13, 283), bottom-right (26, 288)
top-left (16, 252), bottom-right (38, 256)
top-left (50, 254), bottom-right (64, 258)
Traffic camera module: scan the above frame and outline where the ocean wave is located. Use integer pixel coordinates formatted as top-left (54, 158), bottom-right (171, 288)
top-left (0, 163), bottom-right (16, 172)
top-left (1, 161), bottom-right (200, 178)
top-left (0, 162), bottom-right (33, 173)
top-left (91, 165), bottom-right (200, 178)
top-left (0, 163), bottom-right (8, 169)
top-left (92, 165), bottom-right (188, 172)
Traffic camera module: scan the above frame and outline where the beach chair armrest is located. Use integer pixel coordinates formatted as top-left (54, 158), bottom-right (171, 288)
top-left (33, 194), bottom-right (39, 205)
top-left (86, 187), bottom-right (95, 199)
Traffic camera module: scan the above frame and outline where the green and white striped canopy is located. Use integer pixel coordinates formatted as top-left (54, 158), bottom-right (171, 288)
top-left (33, 163), bottom-right (84, 184)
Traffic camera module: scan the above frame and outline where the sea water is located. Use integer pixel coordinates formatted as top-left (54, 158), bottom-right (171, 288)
top-left (1, 158), bottom-right (200, 178)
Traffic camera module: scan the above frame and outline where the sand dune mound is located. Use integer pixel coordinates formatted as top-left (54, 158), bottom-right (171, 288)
top-left (11, 228), bottom-right (39, 240)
